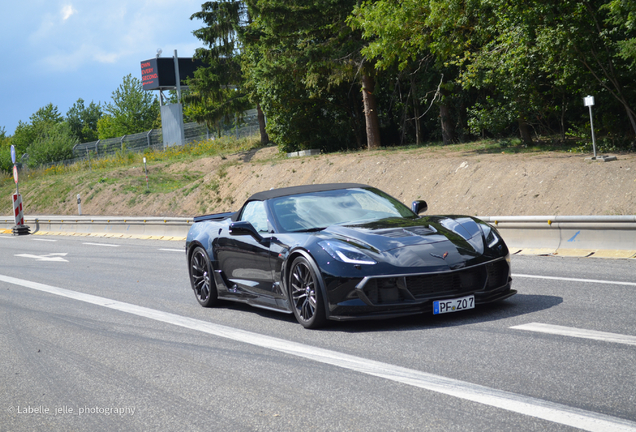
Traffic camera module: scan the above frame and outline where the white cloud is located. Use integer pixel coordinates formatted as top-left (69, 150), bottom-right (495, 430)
top-left (61, 4), bottom-right (77, 21)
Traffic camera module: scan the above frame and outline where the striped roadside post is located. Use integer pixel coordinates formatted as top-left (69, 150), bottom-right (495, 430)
top-left (10, 145), bottom-right (30, 235)
top-left (12, 193), bottom-right (24, 225)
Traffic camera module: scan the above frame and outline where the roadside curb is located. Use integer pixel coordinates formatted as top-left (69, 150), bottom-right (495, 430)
top-left (0, 228), bottom-right (186, 241)
top-left (30, 231), bottom-right (187, 241)
top-left (512, 248), bottom-right (636, 259)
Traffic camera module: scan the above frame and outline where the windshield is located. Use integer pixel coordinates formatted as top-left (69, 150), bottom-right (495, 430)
top-left (269, 187), bottom-right (416, 232)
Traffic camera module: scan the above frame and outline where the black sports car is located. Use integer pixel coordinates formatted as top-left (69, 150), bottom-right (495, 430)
top-left (186, 183), bottom-right (515, 328)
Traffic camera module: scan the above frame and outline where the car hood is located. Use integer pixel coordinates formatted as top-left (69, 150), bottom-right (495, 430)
top-left (322, 216), bottom-right (492, 267)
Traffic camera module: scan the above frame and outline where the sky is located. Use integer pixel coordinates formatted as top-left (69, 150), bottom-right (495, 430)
top-left (0, 0), bottom-right (206, 135)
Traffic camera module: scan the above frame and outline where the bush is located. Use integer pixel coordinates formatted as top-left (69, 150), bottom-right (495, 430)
top-left (27, 123), bottom-right (79, 167)
top-left (0, 145), bottom-right (12, 173)
top-left (467, 98), bottom-right (517, 138)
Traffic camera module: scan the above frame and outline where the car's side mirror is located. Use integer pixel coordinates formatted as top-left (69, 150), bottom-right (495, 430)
top-left (229, 221), bottom-right (264, 242)
top-left (411, 200), bottom-right (428, 215)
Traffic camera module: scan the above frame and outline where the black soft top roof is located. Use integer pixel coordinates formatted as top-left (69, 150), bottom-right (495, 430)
top-left (247, 183), bottom-right (370, 201)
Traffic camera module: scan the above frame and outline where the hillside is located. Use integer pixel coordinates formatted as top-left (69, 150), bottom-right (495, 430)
top-left (4, 145), bottom-right (636, 217)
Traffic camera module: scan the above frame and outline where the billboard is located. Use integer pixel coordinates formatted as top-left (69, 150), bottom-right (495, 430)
top-left (141, 57), bottom-right (205, 91)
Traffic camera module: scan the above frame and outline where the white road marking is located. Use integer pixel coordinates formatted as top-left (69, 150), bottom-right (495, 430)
top-left (159, 248), bottom-right (184, 252)
top-left (513, 273), bottom-right (636, 287)
top-left (14, 253), bottom-right (68, 262)
top-left (31, 238), bottom-right (57, 242)
top-left (0, 274), bottom-right (635, 432)
top-left (511, 323), bottom-right (636, 346)
top-left (83, 242), bottom-right (120, 247)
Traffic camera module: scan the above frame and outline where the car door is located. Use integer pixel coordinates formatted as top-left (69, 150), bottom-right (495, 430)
top-left (216, 200), bottom-right (275, 297)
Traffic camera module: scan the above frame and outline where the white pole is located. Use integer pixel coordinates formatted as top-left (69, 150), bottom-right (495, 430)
top-left (174, 50), bottom-right (181, 103)
top-left (588, 105), bottom-right (597, 158)
top-left (584, 95), bottom-right (597, 158)
top-left (143, 157), bottom-right (149, 190)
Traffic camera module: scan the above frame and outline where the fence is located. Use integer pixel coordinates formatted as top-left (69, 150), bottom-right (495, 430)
top-left (24, 109), bottom-right (261, 170)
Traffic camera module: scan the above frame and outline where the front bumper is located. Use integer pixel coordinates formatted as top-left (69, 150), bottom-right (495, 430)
top-left (324, 257), bottom-right (515, 321)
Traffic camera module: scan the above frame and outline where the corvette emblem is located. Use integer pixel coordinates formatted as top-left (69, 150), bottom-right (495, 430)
top-left (431, 252), bottom-right (449, 260)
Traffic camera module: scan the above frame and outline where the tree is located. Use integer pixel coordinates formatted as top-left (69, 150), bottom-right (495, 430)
top-left (188, 1), bottom-right (267, 143)
top-left (26, 122), bottom-right (78, 167)
top-left (66, 98), bottom-right (102, 143)
top-left (349, 0), bottom-right (462, 145)
top-left (0, 126), bottom-right (11, 173)
top-left (241, 0), bottom-right (384, 151)
top-left (567, 0), bottom-right (636, 136)
top-left (2, 103), bottom-right (83, 168)
top-left (98, 74), bottom-right (159, 139)
top-left (603, 0), bottom-right (636, 67)
top-left (11, 103), bottom-right (64, 156)
top-left (30, 103), bottom-right (64, 124)
top-left (351, 0), bottom-right (636, 145)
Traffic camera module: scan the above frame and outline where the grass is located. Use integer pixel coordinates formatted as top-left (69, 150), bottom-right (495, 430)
top-left (0, 133), bottom-right (626, 215)
top-left (0, 135), bottom-right (263, 211)
top-left (365, 137), bottom-right (586, 156)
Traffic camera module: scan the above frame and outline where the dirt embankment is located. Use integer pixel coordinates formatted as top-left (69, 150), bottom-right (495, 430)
top-left (17, 146), bottom-right (636, 217)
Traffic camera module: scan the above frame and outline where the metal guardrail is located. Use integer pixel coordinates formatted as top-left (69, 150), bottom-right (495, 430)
top-left (0, 216), bottom-right (192, 239)
top-left (479, 215), bottom-right (636, 253)
top-left (1, 215), bottom-right (635, 255)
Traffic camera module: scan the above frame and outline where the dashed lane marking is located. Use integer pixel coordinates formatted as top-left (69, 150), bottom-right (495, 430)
top-left (511, 323), bottom-right (636, 347)
top-left (513, 273), bottom-right (636, 287)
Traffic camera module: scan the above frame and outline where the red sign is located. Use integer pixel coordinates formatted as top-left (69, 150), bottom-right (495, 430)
top-left (13, 165), bottom-right (18, 184)
top-left (140, 57), bottom-right (204, 91)
top-left (141, 59), bottom-right (160, 90)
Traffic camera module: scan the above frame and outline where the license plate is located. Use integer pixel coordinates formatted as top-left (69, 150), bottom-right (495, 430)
top-left (433, 295), bottom-right (475, 315)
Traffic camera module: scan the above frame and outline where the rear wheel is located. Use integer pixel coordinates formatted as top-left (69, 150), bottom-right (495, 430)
top-left (189, 246), bottom-right (218, 307)
top-left (289, 256), bottom-right (326, 329)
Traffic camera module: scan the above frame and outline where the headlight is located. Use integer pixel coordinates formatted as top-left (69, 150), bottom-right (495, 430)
top-left (318, 241), bottom-right (377, 265)
top-left (481, 224), bottom-right (501, 248)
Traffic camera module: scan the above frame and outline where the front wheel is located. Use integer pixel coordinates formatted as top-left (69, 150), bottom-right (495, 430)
top-left (288, 256), bottom-right (326, 329)
top-left (189, 246), bottom-right (218, 307)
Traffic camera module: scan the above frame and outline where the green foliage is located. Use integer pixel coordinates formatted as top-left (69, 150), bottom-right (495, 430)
top-left (0, 149), bottom-right (11, 173)
top-left (31, 103), bottom-right (64, 124)
top-left (0, 131), bottom-right (12, 173)
top-left (350, 0), bottom-right (636, 146)
top-left (66, 98), bottom-right (102, 142)
top-left (467, 98), bottom-right (517, 138)
top-left (96, 115), bottom-right (118, 141)
top-left (187, 1), bottom-right (252, 134)
top-left (242, 0), bottom-right (372, 151)
top-left (349, 0), bottom-right (431, 72)
top-left (26, 122), bottom-right (78, 167)
top-left (603, 0), bottom-right (636, 67)
top-left (5, 0), bottom-right (636, 160)
top-left (5, 103), bottom-right (79, 170)
top-left (11, 121), bottom-right (38, 156)
top-left (11, 103), bottom-right (64, 155)
top-left (99, 74), bottom-right (159, 139)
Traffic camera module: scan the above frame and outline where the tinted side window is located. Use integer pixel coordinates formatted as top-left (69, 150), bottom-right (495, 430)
top-left (240, 201), bottom-right (269, 232)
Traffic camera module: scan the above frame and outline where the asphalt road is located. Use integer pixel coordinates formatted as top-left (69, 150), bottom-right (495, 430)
top-left (1, 234), bottom-right (635, 431)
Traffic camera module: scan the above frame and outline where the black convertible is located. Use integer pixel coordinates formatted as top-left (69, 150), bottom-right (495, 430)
top-left (186, 183), bottom-right (515, 328)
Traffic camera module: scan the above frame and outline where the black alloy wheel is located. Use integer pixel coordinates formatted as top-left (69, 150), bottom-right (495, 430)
top-left (289, 256), bottom-right (326, 329)
top-left (189, 246), bottom-right (218, 307)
